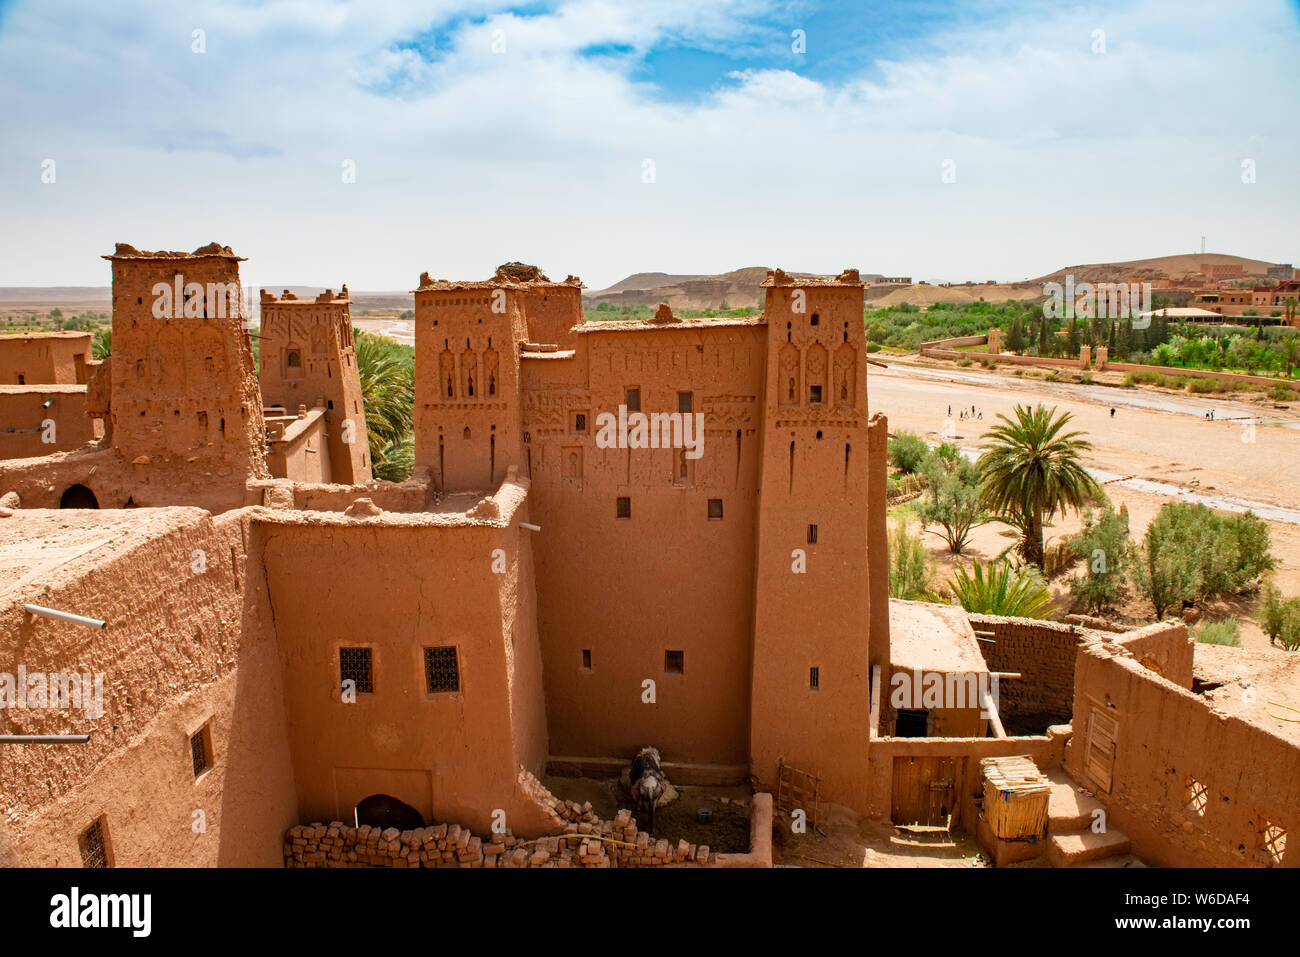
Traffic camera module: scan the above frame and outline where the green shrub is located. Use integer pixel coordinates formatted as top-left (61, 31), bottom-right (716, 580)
top-left (1267, 386), bottom-right (1299, 402)
top-left (1067, 506), bottom-right (1135, 614)
top-left (1137, 503), bottom-right (1274, 615)
top-left (888, 431), bottom-right (930, 474)
top-left (888, 520), bottom-right (934, 600)
top-left (1261, 585), bottom-right (1300, 651)
top-left (1193, 620), bottom-right (1241, 646)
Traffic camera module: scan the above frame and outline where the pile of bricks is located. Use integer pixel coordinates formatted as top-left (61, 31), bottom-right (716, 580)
top-left (284, 807), bottom-right (719, 868)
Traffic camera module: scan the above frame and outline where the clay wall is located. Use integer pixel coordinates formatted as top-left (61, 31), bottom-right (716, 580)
top-left (521, 285), bottom-right (583, 350)
top-left (0, 507), bottom-right (297, 866)
top-left (255, 478), bottom-right (556, 838)
top-left (0, 386), bottom-right (98, 459)
top-left (245, 471), bottom-right (431, 513)
top-left (523, 321), bottom-right (765, 771)
top-left (865, 730), bottom-right (1069, 829)
top-left (414, 286), bottom-right (529, 492)
top-left (1114, 620), bottom-right (1192, 688)
top-left (0, 332), bottom-right (91, 386)
top-left (264, 408), bottom-right (331, 484)
top-left (258, 292), bottom-right (371, 484)
top-left (971, 615), bottom-right (1086, 723)
top-left (1065, 645), bottom-right (1299, 867)
top-left (751, 278), bottom-right (876, 812)
top-left (103, 247), bottom-right (267, 482)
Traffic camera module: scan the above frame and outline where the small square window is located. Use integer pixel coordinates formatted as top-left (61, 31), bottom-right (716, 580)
top-left (665, 650), bottom-right (684, 675)
top-left (810, 666), bottom-right (820, 690)
top-left (677, 391), bottom-right (692, 414)
top-left (616, 496), bottom-right (631, 520)
top-left (424, 646), bottom-right (460, 693)
top-left (79, 818), bottom-right (109, 868)
top-left (190, 724), bottom-right (213, 778)
top-left (340, 647), bottom-right (373, 695)
top-left (581, 649), bottom-right (592, 671)
top-left (708, 498), bottom-right (723, 520)
top-left (808, 524), bottom-right (818, 544)
top-left (626, 388), bottom-right (640, 412)
top-left (809, 385), bottom-right (823, 404)
top-left (574, 413), bottom-right (587, 432)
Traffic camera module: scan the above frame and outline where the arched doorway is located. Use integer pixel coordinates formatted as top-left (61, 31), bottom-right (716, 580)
top-left (59, 484), bottom-right (99, 509)
top-left (354, 794), bottom-right (424, 831)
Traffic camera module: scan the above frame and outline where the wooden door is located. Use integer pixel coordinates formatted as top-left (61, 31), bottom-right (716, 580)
top-left (1084, 708), bottom-right (1119, 793)
top-left (891, 756), bottom-right (959, 827)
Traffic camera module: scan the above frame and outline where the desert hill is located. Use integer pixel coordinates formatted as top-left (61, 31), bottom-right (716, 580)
top-left (1031, 252), bottom-right (1282, 285)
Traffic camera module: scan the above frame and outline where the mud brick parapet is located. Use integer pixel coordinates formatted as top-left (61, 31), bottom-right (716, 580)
top-left (283, 802), bottom-right (726, 868)
top-left (970, 614), bottom-right (1089, 719)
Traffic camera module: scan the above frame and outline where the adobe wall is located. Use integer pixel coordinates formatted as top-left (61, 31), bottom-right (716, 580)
top-left (258, 290), bottom-right (371, 484)
top-left (1064, 644), bottom-right (1299, 867)
top-left (1105, 361), bottom-right (1293, 389)
top-left (865, 729), bottom-right (1070, 830)
top-left (751, 276), bottom-right (875, 812)
top-left (0, 332), bottom-right (92, 385)
top-left (522, 321), bottom-right (765, 770)
top-left (1114, 620), bottom-right (1192, 688)
top-left (103, 245), bottom-right (268, 483)
top-left (971, 615), bottom-right (1087, 722)
top-left (0, 386), bottom-right (98, 459)
top-left (413, 280), bottom-right (531, 492)
top-left (245, 471), bottom-right (431, 513)
top-left (0, 507), bottom-right (297, 866)
top-left (265, 408), bottom-right (331, 484)
top-left (920, 334), bottom-right (988, 351)
top-left (520, 285), bottom-right (583, 350)
top-left (255, 478), bottom-right (557, 838)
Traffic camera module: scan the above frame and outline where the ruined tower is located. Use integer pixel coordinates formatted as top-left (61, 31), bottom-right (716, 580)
top-left (749, 268), bottom-right (875, 808)
top-left (413, 265), bottom-right (534, 492)
top-left (258, 286), bottom-right (371, 484)
top-left (102, 243), bottom-right (267, 480)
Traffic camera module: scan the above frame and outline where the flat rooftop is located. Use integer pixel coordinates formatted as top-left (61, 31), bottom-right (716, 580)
top-left (888, 599), bottom-right (989, 674)
top-left (0, 507), bottom-right (210, 601)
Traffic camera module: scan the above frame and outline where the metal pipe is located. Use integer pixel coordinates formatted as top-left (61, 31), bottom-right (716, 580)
top-left (0, 734), bottom-right (90, 744)
top-left (517, 522), bottom-right (541, 532)
top-left (22, 604), bottom-right (106, 630)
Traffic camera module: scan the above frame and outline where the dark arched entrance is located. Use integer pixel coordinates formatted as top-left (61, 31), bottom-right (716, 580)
top-left (59, 484), bottom-right (99, 509)
top-left (354, 794), bottom-right (424, 831)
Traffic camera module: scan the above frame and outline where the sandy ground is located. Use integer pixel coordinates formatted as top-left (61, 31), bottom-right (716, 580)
top-left (773, 803), bottom-right (989, 868)
top-left (875, 354), bottom-right (1300, 653)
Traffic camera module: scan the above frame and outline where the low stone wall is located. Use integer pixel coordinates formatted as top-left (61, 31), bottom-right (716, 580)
top-left (1114, 620), bottom-right (1192, 689)
top-left (246, 468), bottom-right (431, 513)
top-left (284, 793), bottom-right (774, 869)
top-left (920, 334), bottom-right (988, 351)
top-left (1106, 361), bottom-right (1294, 390)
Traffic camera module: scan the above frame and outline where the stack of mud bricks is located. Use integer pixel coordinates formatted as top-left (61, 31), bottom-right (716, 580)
top-left (284, 805), bottom-right (718, 868)
top-left (974, 615), bottom-right (1081, 717)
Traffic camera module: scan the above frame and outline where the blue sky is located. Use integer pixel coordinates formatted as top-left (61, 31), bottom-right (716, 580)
top-left (1, 0), bottom-right (1298, 289)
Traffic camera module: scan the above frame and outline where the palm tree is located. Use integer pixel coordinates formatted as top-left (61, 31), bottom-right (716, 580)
top-left (91, 327), bottom-right (112, 360)
top-left (1282, 335), bottom-right (1300, 379)
top-left (354, 329), bottom-right (415, 480)
top-left (977, 403), bottom-right (1101, 570)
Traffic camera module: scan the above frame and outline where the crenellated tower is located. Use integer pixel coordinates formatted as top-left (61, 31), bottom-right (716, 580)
top-left (258, 286), bottom-right (371, 484)
top-left (102, 242), bottom-right (268, 479)
top-left (749, 268), bottom-right (876, 808)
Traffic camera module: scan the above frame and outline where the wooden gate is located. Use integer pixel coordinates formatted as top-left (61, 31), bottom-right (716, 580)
top-left (1084, 707), bottom-right (1119, 794)
top-left (891, 756), bottom-right (961, 827)
top-left (775, 759), bottom-right (821, 829)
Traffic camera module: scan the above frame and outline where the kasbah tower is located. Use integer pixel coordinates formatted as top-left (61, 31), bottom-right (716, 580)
top-left (104, 243), bottom-right (267, 483)
top-left (411, 261), bottom-right (890, 801)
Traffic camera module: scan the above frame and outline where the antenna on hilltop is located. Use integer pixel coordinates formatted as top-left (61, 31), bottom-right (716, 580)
top-left (1201, 236), bottom-right (1206, 255)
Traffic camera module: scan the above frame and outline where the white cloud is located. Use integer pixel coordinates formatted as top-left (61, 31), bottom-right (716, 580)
top-left (0, 0), bottom-right (1297, 288)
